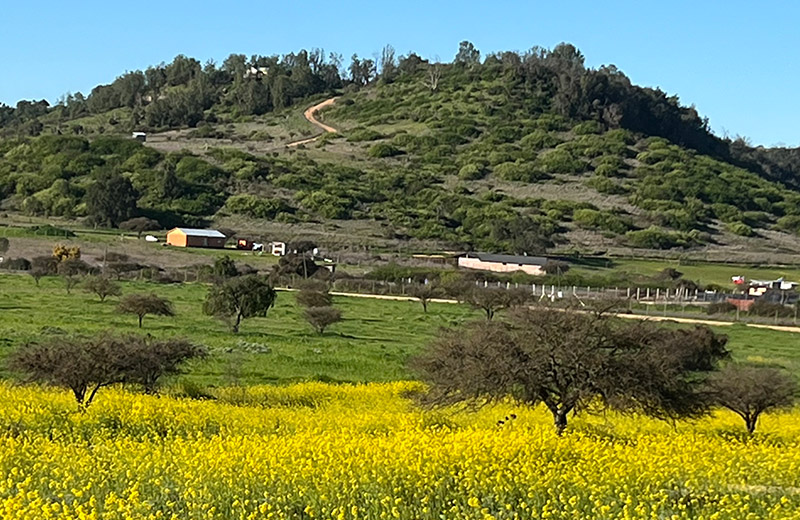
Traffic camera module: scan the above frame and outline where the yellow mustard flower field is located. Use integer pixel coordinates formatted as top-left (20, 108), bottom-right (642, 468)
top-left (1, 382), bottom-right (799, 520)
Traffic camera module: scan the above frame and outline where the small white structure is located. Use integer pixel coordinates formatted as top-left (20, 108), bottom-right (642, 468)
top-left (458, 253), bottom-right (548, 276)
top-left (244, 66), bottom-right (269, 79)
top-left (132, 132), bottom-right (147, 142)
top-left (144, 235), bottom-right (158, 242)
top-left (270, 241), bottom-right (286, 256)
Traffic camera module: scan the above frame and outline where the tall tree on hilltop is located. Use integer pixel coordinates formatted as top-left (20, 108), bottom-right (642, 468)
top-left (455, 41), bottom-right (481, 67)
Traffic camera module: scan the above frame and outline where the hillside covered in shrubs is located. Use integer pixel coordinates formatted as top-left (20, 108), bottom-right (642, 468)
top-left (1, 42), bottom-right (799, 255)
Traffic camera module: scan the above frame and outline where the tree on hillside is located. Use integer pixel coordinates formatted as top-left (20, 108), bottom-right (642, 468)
top-left (303, 306), bottom-right (342, 335)
top-left (119, 217), bottom-right (160, 238)
top-left (413, 306), bottom-right (730, 434)
top-left (455, 41), bottom-right (481, 67)
top-left (86, 172), bottom-right (138, 227)
top-left (708, 365), bottom-right (797, 433)
top-left (83, 275), bottom-right (122, 302)
top-left (118, 293), bottom-right (175, 328)
top-left (203, 275), bottom-right (276, 333)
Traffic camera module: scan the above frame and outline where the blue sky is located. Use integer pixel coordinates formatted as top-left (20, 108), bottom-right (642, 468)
top-left (2, 1), bottom-right (798, 146)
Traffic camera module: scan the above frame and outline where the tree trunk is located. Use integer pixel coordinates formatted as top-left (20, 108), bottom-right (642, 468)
top-left (422, 300), bottom-right (428, 313)
top-left (746, 414), bottom-right (758, 434)
top-left (138, 315), bottom-right (143, 328)
top-left (231, 313), bottom-right (242, 334)
top-left (554, 408), bottom-right (569, 436)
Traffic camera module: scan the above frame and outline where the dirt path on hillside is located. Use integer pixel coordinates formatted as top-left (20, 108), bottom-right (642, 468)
top-left (287, 97), bottom-right (339, 147)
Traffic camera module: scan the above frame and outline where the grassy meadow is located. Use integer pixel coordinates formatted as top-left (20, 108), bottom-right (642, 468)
top-left (0, 273), bottom-right (798, 386)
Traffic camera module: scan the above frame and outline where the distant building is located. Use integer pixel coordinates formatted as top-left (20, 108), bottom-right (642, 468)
top-left (270, 242), bottom-right (286, 256)
top-left (458, 253), bottom-right (548, 276)
top-left (166, 228), bottom-right (227, 249)
top-left (244, 66), bottom-right (269, 79)
top-left (132, 132), bottom-right (147, 142)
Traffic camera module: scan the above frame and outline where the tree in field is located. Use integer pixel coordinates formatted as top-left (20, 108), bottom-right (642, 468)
top-left (708, 365), bottom-right (797, 433)
top-left (30, 255), bottom-right (58, 286)
top-left (10, 334), bottom-right (124, 408)
top-left (118, 293), bottom-right (175, 328)
top-left (0, 237), bottom-right (9, 254)
top-left (295, 279), bottom-right (332, 308)
top-left (115, 336), bottom-right (206, 394)
top-left (409, 283), bottom-right (442, 313)
top-left (10, 333), bottom-right (204, 407)
top-left (86, 172), bottom-right (138, 227)
top-left (466, 287), bottom-right (529, 320)
top-left (119, 217), bottom-right (160, 238)
top-left (212, 255), bottom-right (239, 279)
top-left (83, 275), bottom-right (122, 302)
top-left (304, 306), bottom-right (342, 335)
top-left (203, 275), bottom-right (276, 333)
top-left (57, 258), bottom-right (91, 294)
top-left (413, 306), bottom-right (730, 434)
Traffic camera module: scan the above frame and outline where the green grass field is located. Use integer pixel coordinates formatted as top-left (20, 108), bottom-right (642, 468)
top-left (568, 257), bottom-right (800, 288)
top-left (0, 273), bottom-right (797, 387)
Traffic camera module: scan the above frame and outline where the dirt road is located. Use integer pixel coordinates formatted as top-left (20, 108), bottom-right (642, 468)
top-left (287, 97), bottom-right (339, 147)
top-left (316, 290), bottom-right (800, 334)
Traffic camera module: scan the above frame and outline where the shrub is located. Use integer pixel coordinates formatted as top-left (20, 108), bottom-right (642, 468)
top-left (776, 215), bottom-right (800, 234)
top-left (225, 194), bottom-right (290, 219)
top-left (458, 163), bottom-right (486, 180)
top-left (726, 221), bottom-right (755, 237)
top-left (346, 128), bottom-right (384, 142)
top-left (572, 121), bottom-right (603, 135)
top-left (749, 300), bottom-right (794, 318)
top-left (573, 209), bottom-right (632, 234)
top-left (585, 175), bottom-right (628, 195)
top-left (1, 257), bottom-right (30, 271)
top-left (520, 130), bottom-right (562, 150)
top-left (303, 306), bottom-right (342, 334)
top-left (707, 301), bottom-right (736, 315)
top-left (537, 149), bottom-right (586, 174)
top-left (625, 226), bottom-right (697, 249)
top-left (367, 143), bottom-right (402, 158)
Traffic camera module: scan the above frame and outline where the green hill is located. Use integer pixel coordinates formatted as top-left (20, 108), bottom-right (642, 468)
top-left (1, 42), bottom-right (799, 259)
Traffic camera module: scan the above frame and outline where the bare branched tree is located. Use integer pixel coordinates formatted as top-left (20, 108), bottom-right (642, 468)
top-left (425, 61), bottom-right (442, 92)
top-left (413, 306), bottom-right (729, 434)
top-left (708, 365), bottom-right (797, 433)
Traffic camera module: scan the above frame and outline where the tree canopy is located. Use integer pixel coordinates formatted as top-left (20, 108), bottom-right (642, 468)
top-left (414, 305), bottom-right (730, 434)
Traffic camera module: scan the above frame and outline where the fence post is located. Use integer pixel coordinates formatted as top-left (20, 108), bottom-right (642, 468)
top-left (532, 283), bottom-right (536, 293)
top-left (656, 288), bottom-right (660, 300)
top-left (627, 287), bottom-right (631, 298)
top-left (636, 287), bottom-right (640, 300)
top-left (646, 288), bottom-right (650, 300)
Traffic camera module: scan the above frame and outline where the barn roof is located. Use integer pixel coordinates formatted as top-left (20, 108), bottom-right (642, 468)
top-left (170, 228), bottom-right (226, 238)
top-left (463, 253), bottom-right (548, 266)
